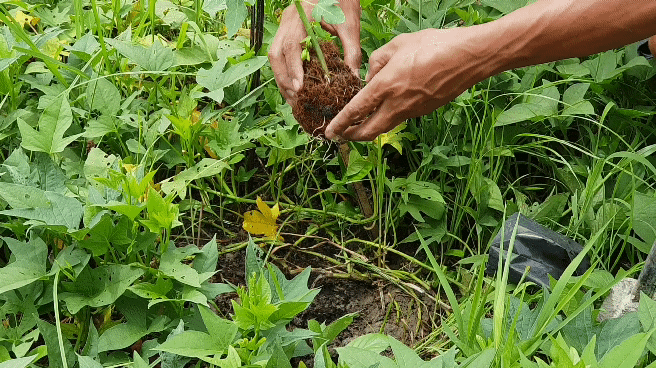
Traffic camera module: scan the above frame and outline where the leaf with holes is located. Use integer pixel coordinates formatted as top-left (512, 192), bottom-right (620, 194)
top-left (159, 244), bottom-right (204, 288)
top-left (0, 183), bottom-right (84, 231)
top-left (59, 264), bottom-right (144, 314)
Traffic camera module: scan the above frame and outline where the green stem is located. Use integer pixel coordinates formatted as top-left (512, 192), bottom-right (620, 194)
top-left (293, 0), bottom-right (330, 79)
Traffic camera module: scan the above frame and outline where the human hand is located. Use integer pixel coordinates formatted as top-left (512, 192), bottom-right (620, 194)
top-left (650, 35), bottom-right (656, 56)
top-left (324, 28), bottom-right (492, 141)
top-left (268, 0), bottom-right (361, 107)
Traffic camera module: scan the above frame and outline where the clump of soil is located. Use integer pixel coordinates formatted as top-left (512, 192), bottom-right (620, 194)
top-left (293, 41), bottom-right (361, 137)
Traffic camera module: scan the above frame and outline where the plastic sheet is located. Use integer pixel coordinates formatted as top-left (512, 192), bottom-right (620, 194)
top-left (486, 213), bottom-right (590, 289)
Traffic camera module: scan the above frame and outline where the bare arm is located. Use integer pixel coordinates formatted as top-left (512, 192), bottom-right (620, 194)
top-left (485, 0), bottom-right (656, 73)
top-left (324, 0), bottom-right (656, 141)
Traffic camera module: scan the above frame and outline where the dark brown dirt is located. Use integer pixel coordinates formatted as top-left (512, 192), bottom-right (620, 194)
top-left (293, 41), bottom-right (361, 137)
top-left (213, 246), bottom-right (437, 366)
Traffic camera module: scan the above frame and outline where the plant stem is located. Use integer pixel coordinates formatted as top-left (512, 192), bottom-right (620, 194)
top-left (293, 0), bottom-right (330, 79)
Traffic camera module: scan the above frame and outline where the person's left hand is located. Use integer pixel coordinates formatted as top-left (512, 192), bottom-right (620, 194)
top-left (650, 35), bottom-right (656, 56)
top-left (324, 27), bottom-right (494, 141)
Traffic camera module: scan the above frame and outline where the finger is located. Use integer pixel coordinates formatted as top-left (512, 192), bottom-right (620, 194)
top-left (365, 43), bottom-right (395, 83)
top-left (337, 27), bottom-right (362, 75)
top-left (340, 99), bottom-right (400, 141)
top-left (324, 76), bottom-right (386, 140)
top-left (269, 40), bottom-right (295, 101)
top-left (650, 35), bottom-right (656, 57)
top-left (283, 39), bottom-right (304, 93)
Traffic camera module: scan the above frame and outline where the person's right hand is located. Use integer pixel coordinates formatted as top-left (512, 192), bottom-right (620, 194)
top-left (268, 0), bottom-right (361, 107)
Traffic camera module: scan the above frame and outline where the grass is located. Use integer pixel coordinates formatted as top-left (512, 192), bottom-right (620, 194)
top-left (0, 0), bottom-right (656, 366)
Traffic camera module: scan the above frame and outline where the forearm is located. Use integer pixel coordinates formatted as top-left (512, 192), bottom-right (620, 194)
top-left (473, 0), bottom-right (656, 76)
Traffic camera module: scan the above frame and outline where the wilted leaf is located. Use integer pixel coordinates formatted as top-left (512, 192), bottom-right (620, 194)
top-left (243, 197), bottom-right (281, 241)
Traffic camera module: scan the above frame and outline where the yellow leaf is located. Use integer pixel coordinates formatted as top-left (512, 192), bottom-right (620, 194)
top-left (377, 121), bottom-right (415, 154)
top-left (41, 38), bottom-right (69, 61)
top-left (243, 197), bottom-right (282, 241)
top-left (13, 10), bottom-right (39, 28)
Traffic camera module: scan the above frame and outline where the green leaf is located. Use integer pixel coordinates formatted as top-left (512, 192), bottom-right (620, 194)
top-left (156, 330), bottom-right (224, 358)
top-left (159, 245), bottom-right (203, 288)
top-left (387, 336), bottom-right (423, 367)
top-left (97, 315), bottom-right (168, 352)
top-left (225, 0), bottom-right (248, 38)
top-left (632, 192), bottom-right (656, 245)
top-left (160, 158), bottom-right (229, 200)
top-left (585, 50), bottom-right (618, 82)
top-left (36, 318), bottom-right (76, 368)
top-left (480, 0), bottom-right (531, 14)
top-left (599, 331), bottom-right (653, 368)
top-left (495, 84), bottom-right (560, 126)
top-left (196, 56), bottom-right (268, 103)
top-left (198, 305), bottom-right (238, 350)
top-left (0, 356), bottom-right (37, 368)
top-left (336, 346), bottom-right (396, 368)
top-left (141, 187), bottom-right (181, 233)
top-left (203, 0), bottom-right (226, 17)
top-left (18, 95), bottom-right (82, 154)
top-left (597, 312), bottom-right (641, 359)
top-left (105, 39), bottom-right (174, 71)
top-left (0, 236), bottom-right (47, 294)
top-left (193, 236), bottom-right (219, 278)
top-left (86, 77), bottom-right (120, 116)
top-left (77, 355), bottom-right (104, 368)
top-left (0, 184), bottom-right (84, 231)
top-left (59, 264), bottom-right (144, 314)
top-left (639, 292), bottom-right (656, 332)
top-left (266, 340), bottom-right (293, 368)
top-left (312, 0), bottom-right (346, 24)
top-left (344, 148), bottom-right (374, 181)
top-left (562, 83), bottom-right (594, 116)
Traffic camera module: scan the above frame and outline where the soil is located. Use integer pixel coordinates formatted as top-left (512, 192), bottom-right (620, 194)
top-left (293, 41), bottom-right (362, 137)
top-left (214, 246), bottom-right (438, 366)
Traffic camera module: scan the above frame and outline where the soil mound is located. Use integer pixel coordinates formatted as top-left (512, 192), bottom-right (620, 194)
top-left (293, 41), bottom-right (361, 137)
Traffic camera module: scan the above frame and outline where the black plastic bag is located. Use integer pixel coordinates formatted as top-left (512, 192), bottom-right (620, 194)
top-left (486, 213), bottom-right (590, 289)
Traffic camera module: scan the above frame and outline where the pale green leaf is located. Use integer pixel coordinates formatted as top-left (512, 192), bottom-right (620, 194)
top-left (312, 0), bottom-right (345, 24)
top-left (225, 0), bottom-right (248, 38)
top-left (0, 184), bottom-right (84, 230)
top-left (86, 77), bottom-right (120, 115)
top-left (0, 237), bottom-right (47, 295)
top-left (199, 305), bottom-right (238, 349)
top-left (156, 330), bottom-right (223, 358)
top-left (0, 356), bottom-right (37, 368)
top-left (77, 355), bottom-right (103, 368)
top-left (59, 265), bottom-right (144, 314)
top-left (160, 245), bottom-right (202, 287)
top-left (18, 95), bottom-right (82, 154)
top-left (203, 0), bottom-right (226, 17)
top-left (599, 331), bottom-right (652, 368)
top-left (160, 158), bottom-right (229, 199)
top-left (105, 38), bottom-right (174, 71)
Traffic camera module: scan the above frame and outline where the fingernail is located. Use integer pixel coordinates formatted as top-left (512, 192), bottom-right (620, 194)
top-left (292, 79), bottom-right (301, 91)
top-left (286, 89), bottom-right (296, 98)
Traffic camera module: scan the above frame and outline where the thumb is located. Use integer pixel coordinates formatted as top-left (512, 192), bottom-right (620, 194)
top-left (324, 76), bottom-right (385, 140)
top-left (365, 42), bottom-right (395, 83)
